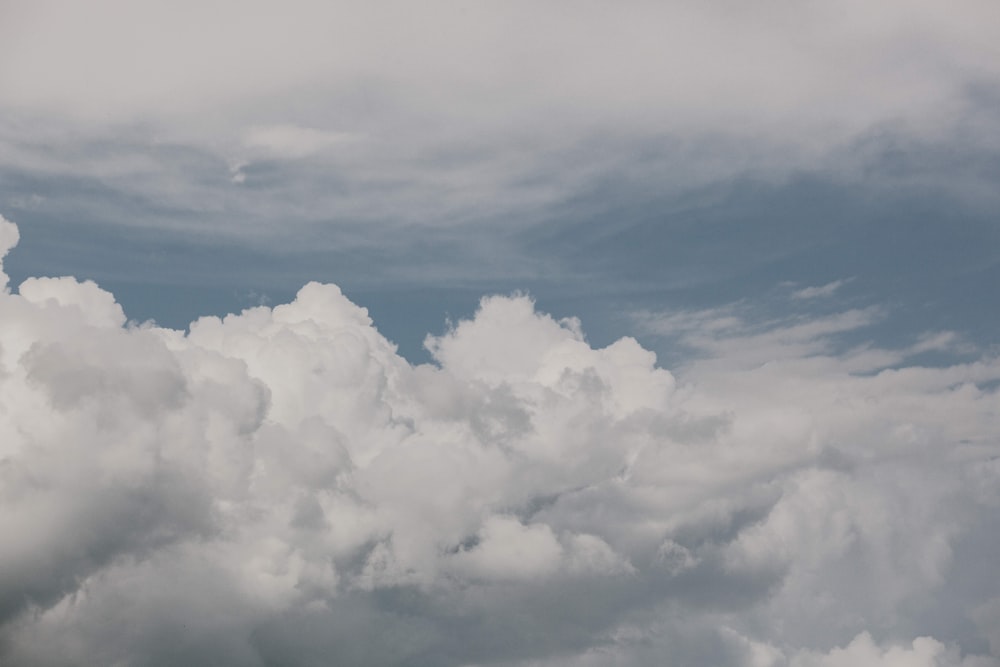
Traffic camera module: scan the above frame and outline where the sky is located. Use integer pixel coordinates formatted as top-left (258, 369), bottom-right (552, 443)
top-left (1, 1), bottom-right (999, 665)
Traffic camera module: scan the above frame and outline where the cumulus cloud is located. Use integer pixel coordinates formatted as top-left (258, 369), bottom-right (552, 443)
top-left (1, 213), bottom-right (999, 665)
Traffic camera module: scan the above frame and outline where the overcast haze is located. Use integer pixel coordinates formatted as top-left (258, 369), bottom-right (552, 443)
top-left (1, 2), bottom-right (1000, 666)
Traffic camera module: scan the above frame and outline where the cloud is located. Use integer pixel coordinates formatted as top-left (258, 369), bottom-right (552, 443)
top-left (1, 213), bottom-right (999, 665)
top-left (243, 125), bottom-right (361, 160)
top-left (0, 215), bottom-right (18, 292)
top-left (789, 632), bottom-right (997, 667)
top-left (634, 303), bottom-right (888, 370)
top-left (2, 1), bottom-right (999, 249)
top-left (791, 279), bottom-right (849, 300)
top-left (4, 1), bottom-right (998, 133)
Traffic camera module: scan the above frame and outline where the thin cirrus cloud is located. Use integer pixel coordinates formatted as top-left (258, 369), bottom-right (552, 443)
top-left (2, 212), bottom-right (999, 666)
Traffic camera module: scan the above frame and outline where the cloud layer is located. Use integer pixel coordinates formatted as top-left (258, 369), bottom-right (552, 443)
top-left (3, 0), bottom-right (999, 246)
top-left (1, 213), bottom-right (998, 666)
top-left (5, 0), bottom-right (998, 130)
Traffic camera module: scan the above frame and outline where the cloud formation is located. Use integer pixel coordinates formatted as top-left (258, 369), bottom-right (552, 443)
top-left (791, 280), bottom-right (849, 301)
top-left (3, 1), bottom-right (999, 245)
top-left (1, 212), bottom-right (998, 665)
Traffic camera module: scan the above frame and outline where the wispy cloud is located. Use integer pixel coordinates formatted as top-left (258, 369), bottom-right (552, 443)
top-left (791, 279), bottom-right (850, 300)
top-left (634, 302), bottom-right (889, 369)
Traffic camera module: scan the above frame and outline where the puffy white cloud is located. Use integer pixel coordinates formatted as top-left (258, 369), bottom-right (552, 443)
top-left (0, 215), bottom-right (998, 665)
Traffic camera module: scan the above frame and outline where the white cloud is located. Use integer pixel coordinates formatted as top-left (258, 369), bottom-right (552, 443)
top-left (635, 303), bottom-right (887, 371)
top-left (791, 279), bottom-right (849, 300)
top-left (0, 214), bottom-right (999, 665)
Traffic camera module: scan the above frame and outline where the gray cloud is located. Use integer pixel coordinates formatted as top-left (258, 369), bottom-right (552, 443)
top-left (2, 1), bottom-right (999, 253)
top-left (4, 1), bottom-right (997, 129)
top-left (2, 213), bottom-right (999, 665)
